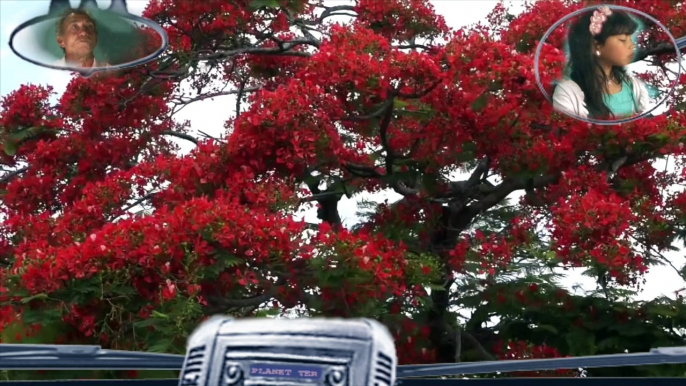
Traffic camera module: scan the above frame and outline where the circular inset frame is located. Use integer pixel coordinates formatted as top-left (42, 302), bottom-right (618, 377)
top-left (534, 4), bottom-right (682, 125)
top-left (7, 0), bottom-right (168, 77)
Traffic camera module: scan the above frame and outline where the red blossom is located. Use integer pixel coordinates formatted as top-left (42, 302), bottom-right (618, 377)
top-left (493, 340), bottom-right (576, 377)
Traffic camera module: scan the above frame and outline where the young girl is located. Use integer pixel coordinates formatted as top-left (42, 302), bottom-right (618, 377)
top-left (552, 6), bottom-right (653, 120)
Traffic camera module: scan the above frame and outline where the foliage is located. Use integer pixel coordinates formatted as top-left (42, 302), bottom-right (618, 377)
top-left (1, 0), bottom-right (686, 380)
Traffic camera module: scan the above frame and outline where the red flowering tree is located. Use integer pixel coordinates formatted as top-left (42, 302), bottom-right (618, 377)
top-left (2, 0), bottom-right (686, 380)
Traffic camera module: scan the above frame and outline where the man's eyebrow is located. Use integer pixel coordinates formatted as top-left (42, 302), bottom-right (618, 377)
top-left (68, 19), bottom-right (94, 25)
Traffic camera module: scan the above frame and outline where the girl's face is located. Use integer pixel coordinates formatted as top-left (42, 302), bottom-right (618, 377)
top-left (596, 34), bottom-right (636, 67)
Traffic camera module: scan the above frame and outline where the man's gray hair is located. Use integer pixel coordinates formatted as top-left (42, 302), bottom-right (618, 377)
top-left (55, 9), bottom-right (97, 36)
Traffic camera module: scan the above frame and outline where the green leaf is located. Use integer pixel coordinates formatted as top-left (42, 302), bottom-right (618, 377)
top-left (565, 330), bottom-right (595, 355)
top-left (395, 108), bottom-right (434, 121)
top-left (152, 310), bottom-right (169, 319)
top-left (20, 293), bottom-right (48, 304)
top-left (426, 284), bottom-right (446, 292)
top-left (21, 309), bottom-right (47, 324)
top-left (3, 140), bottom-right (17, 156)
top-left (487, 81), bottom-right (503, 92)
top-left (148, 339), bottom-right (174, 353)
top-left (249, 0), bottom-right (279, 9)
top-left (360, 117), bottom-right (380, 137)
top-left (9, 126), bottom-right (46, 142)
top-left (393, 99), bottom-right (408, 109)
top-left (70, 280), bottom-right (101, 293)
top-left (254, 308), bottom-right (281, 318)
top-left (542, 250), bottom-right (557, 261)
top-left (455, 141), bottom-right (477, 163)
top-left (535, 324), bottom-right (559, 334)
top-left (611, 322), bottom-right (647, 337)
top-left (596, 336), bottom-right (620, 351)
top-left (111, 286), bottom-right (138, 296)
top-left (133, 318), bottom-right (160, 328)
top-left (70, 293), bottom-right (88, 304)
top-left (651, 133), bottom-right (670, 142)
top-left (470, 93), bottom-right (488, 112)
top-left (647, 304), bottom-right (678, 317)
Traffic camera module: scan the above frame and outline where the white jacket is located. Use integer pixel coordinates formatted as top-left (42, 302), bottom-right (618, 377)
top-left (552, 75), bottom-right (651, 119)
top-left (53, 56), bottom-right (110, 68)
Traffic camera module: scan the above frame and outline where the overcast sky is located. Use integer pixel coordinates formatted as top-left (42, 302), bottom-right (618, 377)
top-left (1, 0), bottom-right (684, 301)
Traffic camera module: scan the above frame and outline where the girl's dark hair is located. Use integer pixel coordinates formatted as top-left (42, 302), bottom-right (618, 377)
top-left (564, 9), bottom-right (638, 119)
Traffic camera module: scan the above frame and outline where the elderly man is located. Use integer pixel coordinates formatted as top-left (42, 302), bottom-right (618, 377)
top-left (53, 9), bottom-right (109, 68)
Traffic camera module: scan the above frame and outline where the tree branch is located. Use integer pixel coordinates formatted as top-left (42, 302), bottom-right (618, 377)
top-left (633, 41), bottom-right (684, 63)
top-left (121, 192), bottom-right (157, 214)
top-left (394, 43), bottom-right (433, 50)
top-left (462, 330), bottom-right (496, 361)
top-left (206, 278), bottom-right (286, 313)
top-left (236, 78), bottom-right (248, 119)
top-left (343, 162), bottom-right (383, 178)
top-left (171, 87), bottom-right (259, 106)
top-left (453, 147), bottom-right (660, 234)
top-left (455, 325), bottom-right (462, 362)
top-left (0, 166), bottom-right (29, 184)
top-left (468, 157), bottom-right (489, 186)
top-left (282, 7), bottom-right (322, 47)
top-left (317, 5), bottom-right (357, 23)
top-left (342, 97), bottom-right (395, 122)
top-left (467, 173), bottom-right (558, 218)
top-left (207, 290), bottom-right (274, 311)
top-left (161, 130), bottom-right (198, 145)
top-left (299, 190), bottom-right (343, 203)
top-left (379, 96), bottom-right (397, 167)
top-left (198, 40), bottom-right (315, 61)
top-left (397, 79), bottom-right (442, 98)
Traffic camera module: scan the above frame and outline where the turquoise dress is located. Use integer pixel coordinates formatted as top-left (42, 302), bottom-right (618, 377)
top-left (603, 79), bottom-right (638, 118)
top-left (555, 70), bottom-right (660, 118)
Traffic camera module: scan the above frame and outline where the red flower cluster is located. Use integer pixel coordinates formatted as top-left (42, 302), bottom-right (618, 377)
top-left (390, 316), bottom-right (435, 365)
top-left (307, 222), bottom-right (421, 315)
top-left (0, 85), bottom-right (62, 165)
top-left (354, 0), bottom-right (449, 42)
top-left (502, 0), bottom-right (584, 51)
top-left (551, 185), bottom-right (646, 283)
top-left (493, 339), bottom-right (576, 377)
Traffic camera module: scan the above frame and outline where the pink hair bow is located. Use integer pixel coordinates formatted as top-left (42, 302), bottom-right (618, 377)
top-left (589, 5), bottom-right (612, 36)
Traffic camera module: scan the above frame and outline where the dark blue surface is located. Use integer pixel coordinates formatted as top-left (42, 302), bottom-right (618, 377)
top-left (2, 379), bottom-right (686, 386)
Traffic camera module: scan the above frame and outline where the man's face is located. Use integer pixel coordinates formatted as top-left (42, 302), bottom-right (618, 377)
top-left (56, 14), bottom-right (97, 58)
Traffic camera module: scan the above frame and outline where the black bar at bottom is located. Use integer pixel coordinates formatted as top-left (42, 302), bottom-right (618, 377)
top-left (1, 379), bottom-right (686, 386)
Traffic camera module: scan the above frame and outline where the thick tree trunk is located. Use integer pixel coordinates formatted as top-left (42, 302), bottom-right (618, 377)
top-left (426, 199), bottom-right (491, 363)
top-left (317, 196), bottom-right (342, 226)
top-left (427, 205), bottom-right (460, 363)
top-left (428, 273), bottom-right (458, 363)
